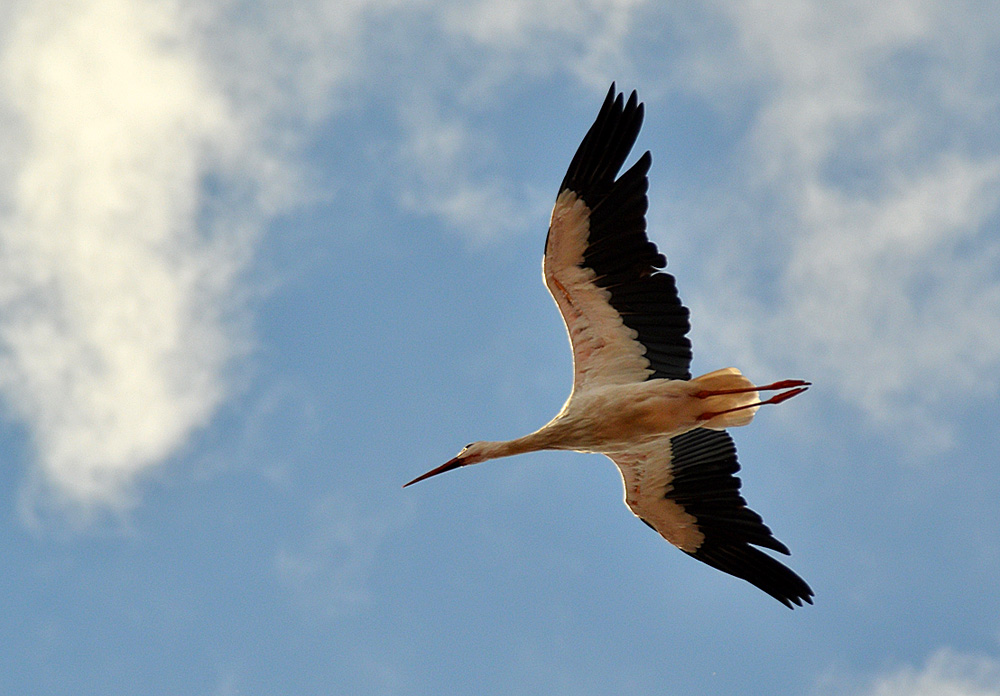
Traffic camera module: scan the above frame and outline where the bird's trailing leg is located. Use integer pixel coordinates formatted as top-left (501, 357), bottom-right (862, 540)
top-left (696, 384), bottom-right (809, 423)
top-left (693, 379), bottom-right (811, 399)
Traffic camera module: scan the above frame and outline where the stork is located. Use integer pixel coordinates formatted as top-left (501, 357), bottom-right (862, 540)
top-left (405, 85), bottom-right (813, 608)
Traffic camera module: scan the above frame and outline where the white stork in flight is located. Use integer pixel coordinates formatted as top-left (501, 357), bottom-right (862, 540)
top-left (405, 85), bottom-right (813, 608)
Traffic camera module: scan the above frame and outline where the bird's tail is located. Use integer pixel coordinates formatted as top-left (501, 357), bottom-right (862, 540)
top-left (690, 368), bottom-right (761, 429)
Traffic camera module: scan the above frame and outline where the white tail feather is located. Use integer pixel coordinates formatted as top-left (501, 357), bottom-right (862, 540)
top-left (691, 368), bottom-right (760, 429)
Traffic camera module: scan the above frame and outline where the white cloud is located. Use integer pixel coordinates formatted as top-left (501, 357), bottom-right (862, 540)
top-left (388, 0), bottom-right (655, 245)
top-left (195, 0), bottom-right (404, 130)
top-left (816, 648), bottom-right (1000, 696)
top-left (441, 0), bottom-right (646, 88)
top-left (7, 0), bottom-right (994, 516)
top-left (785, 156), bottom-right (1000, 411)
top-left (0, 0), bottom-right (620, 517)
top-left (0, 0), bottom-right (311, 518)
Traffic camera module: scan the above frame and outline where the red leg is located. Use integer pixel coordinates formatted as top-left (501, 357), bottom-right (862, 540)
top-left (694, 379), bottom-right (810, 399)
top-left (696, 386), bottom-right (809, 421)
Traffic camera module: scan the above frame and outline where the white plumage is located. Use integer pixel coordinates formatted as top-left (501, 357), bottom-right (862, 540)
top-left (405, 85), bottom-right (813, 608)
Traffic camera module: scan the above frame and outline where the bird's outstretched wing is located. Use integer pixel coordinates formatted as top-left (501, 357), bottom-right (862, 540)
top-left (549, 85), bottom-right (811, 607)
top-left (543, 84), bottom-right (692, 392)
top-left (611, 428), bottom-right (814, 608)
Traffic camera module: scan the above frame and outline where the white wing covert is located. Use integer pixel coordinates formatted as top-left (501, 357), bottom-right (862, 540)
top-left (543, 86), bottom-right (692, 392)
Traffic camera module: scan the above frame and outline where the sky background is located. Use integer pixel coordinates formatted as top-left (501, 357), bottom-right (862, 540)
top-left (1, 0), bottom-right (1000, 694)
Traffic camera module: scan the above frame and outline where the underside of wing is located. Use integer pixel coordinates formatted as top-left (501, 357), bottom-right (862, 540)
top-left (544, 84), bottom-right (692, 390)
top-left (614, 428), bottom-right (813, 608)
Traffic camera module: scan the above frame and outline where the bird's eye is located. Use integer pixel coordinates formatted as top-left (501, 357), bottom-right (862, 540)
top-left (463, 443), bottom-right (473, 450)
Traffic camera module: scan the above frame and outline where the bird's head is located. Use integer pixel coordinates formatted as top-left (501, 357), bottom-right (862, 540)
top-left (403, 442), bottom-right (491, 487)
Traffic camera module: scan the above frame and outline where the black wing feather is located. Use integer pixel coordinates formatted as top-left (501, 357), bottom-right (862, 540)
top-left (668, 428), bottom-right (814, 608)
top-left (555, 83), bottom-right (692, 381)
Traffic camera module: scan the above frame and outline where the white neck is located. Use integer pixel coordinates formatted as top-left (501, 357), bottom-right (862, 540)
top-left (477, 428), bottom-right (558, 462)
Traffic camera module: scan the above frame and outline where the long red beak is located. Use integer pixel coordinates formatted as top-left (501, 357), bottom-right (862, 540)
top-left (403, 456), bottom-right (465, 488)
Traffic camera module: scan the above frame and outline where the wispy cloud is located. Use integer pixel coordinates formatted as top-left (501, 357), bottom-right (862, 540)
top-left (383, 0), bottom-right (1000, 449)
top-left (395, 98), bottom-right (547, 244)
top-left (274, 492), bottom-right (404, 617)
top-left (388, 0), bottom-right (652, 244)
top-left (675, 2), bottom-right (1000, 446)
top-left (440, 0), bottom-right (646, 87)
top-left (815, 648), bottom-right (1000, 696)
top-left (389, 0), bottom-right (1000, 447)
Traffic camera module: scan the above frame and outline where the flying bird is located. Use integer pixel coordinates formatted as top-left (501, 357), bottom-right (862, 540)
top-left (405, 85), bottom-right (813, 608)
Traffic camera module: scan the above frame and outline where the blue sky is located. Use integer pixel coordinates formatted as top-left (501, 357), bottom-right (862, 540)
top-left (2, 0), bottom-right (1000, 694)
